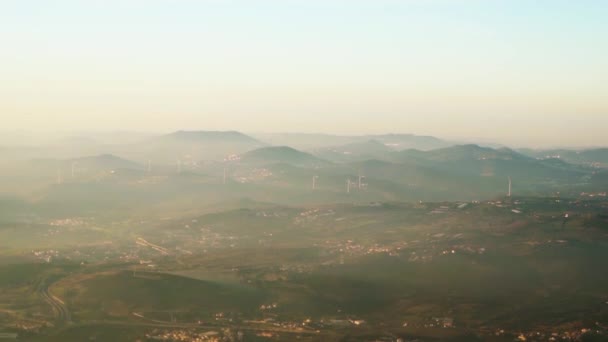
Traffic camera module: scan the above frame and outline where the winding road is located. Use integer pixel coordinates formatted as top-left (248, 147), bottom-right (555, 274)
top-left (38, 279), bottom-right (72, 325)
top-left (35, 272), bottom-right (317, 336)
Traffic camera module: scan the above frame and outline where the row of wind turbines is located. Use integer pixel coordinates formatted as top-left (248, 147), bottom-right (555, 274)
top-left (312, 173), bottom-right (366, 193)
top-left (56, 158), bottom-right (514, 198)
top-left (169, 157), bottom-right (513, 197)
top-left (171, 157), bottom-right (367, 193)
top-left (55, 162), bottom-right (79, 184)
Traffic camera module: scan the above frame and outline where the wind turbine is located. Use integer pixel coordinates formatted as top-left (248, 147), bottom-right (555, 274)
top-left (346, 178), bottom-right (351, 194)
top-left (507, 176), bottom-right (512, 197)
top-left (312, 175), bottom-right (319, 190)
top-left (358, 174), bottom-right (365, 190)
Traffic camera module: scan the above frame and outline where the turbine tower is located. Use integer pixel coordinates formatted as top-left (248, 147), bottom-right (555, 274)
top-left (312, 175), bottom-right (318, 190)
top-left (358, 174), bottom-right (365, 189)
top-left (508, 176), bottom-right (512, 197)
top-left (346, 178), bottom-right (351, 194)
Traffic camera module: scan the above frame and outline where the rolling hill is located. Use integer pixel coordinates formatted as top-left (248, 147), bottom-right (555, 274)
top-left (68, 154), bottom-right (143, 171)
top-left (519, 148), bottom-right (608, 167)
top-left (312, 140), bottom-right (394, 163)
top-left (241, 146), bottom-right (328, 167)
top-left (161, 130), bottom-right (262, 145)
top-left (108, 131), bottom-right (265, 163)
top-left (250, 133), bottom-right (451, 151)
top-left (368, 133), bottom-right (451, 151)
top-left (384, 145), bottom-right (590, 197)
top-left (394, 144), bottom-right (523, 162)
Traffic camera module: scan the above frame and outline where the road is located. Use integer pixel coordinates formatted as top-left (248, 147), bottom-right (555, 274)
top-left (35, 272), bottom-right (316, 336)
top-left (38, 278), bottom-right (72, 325)
top-left (36, 276), bottom-right (315, 336)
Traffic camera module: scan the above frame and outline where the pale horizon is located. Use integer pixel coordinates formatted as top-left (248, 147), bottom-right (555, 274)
top-left (2, 0), bottom-right (607, 147)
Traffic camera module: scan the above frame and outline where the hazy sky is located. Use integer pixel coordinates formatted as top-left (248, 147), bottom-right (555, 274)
top-left (1, 0), bottom-right (607, 147)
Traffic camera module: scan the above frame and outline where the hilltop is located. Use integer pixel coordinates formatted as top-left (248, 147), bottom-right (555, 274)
top-left (250, 132), bottom-right (451, 151)
top-left (161, 130), bottom-right (262, 145)
top-left (68, 154), bottom-right (143, 171)
top-left (394, 144), bottom-right (525, 163)
top-left (241, 146), bottom-right (327, 166)
top-left (312, 140), bottom-right (394, 162)
top-left (368, 133), bottom-right (450, 150)
top-left (519, 147), bottom-right (608, 167)
top-left (104, 131), bottom-right (265, 163)
top-left (29, 154), bottom-right (142, 173)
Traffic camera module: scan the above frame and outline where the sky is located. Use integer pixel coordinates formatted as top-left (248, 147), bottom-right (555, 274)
top-left (1, 0), bottom-right (607, 147)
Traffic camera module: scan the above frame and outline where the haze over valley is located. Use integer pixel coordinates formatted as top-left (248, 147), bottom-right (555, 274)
top-left (2, 0), bottom-right (608, 341)
top-left (0, 130), bottom-right (607, 341)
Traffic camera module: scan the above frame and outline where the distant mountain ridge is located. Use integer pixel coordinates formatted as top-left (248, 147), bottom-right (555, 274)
top-left (519, 148), bottom-right (608, 166)
top-left (250, 132), bottom-right (451, 151)
top-left (241, 146), bottom-right (326, 166)
top-left (334, 139), bottom-right (392, 153)
top-left (69, 154), bottom-right (143, 170)
top-left (162, 130), bottom-right (262, 144)
top-left (4, 132), bottom-right (604, 205)
top-left (368, 134), bottom-right (449, 150)
top-left (108, 130), bottom-right (267, 163)
top-left (311, 139), bottom-right (394, 163)
top-left (395, 144), bottom-right (526, 162)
